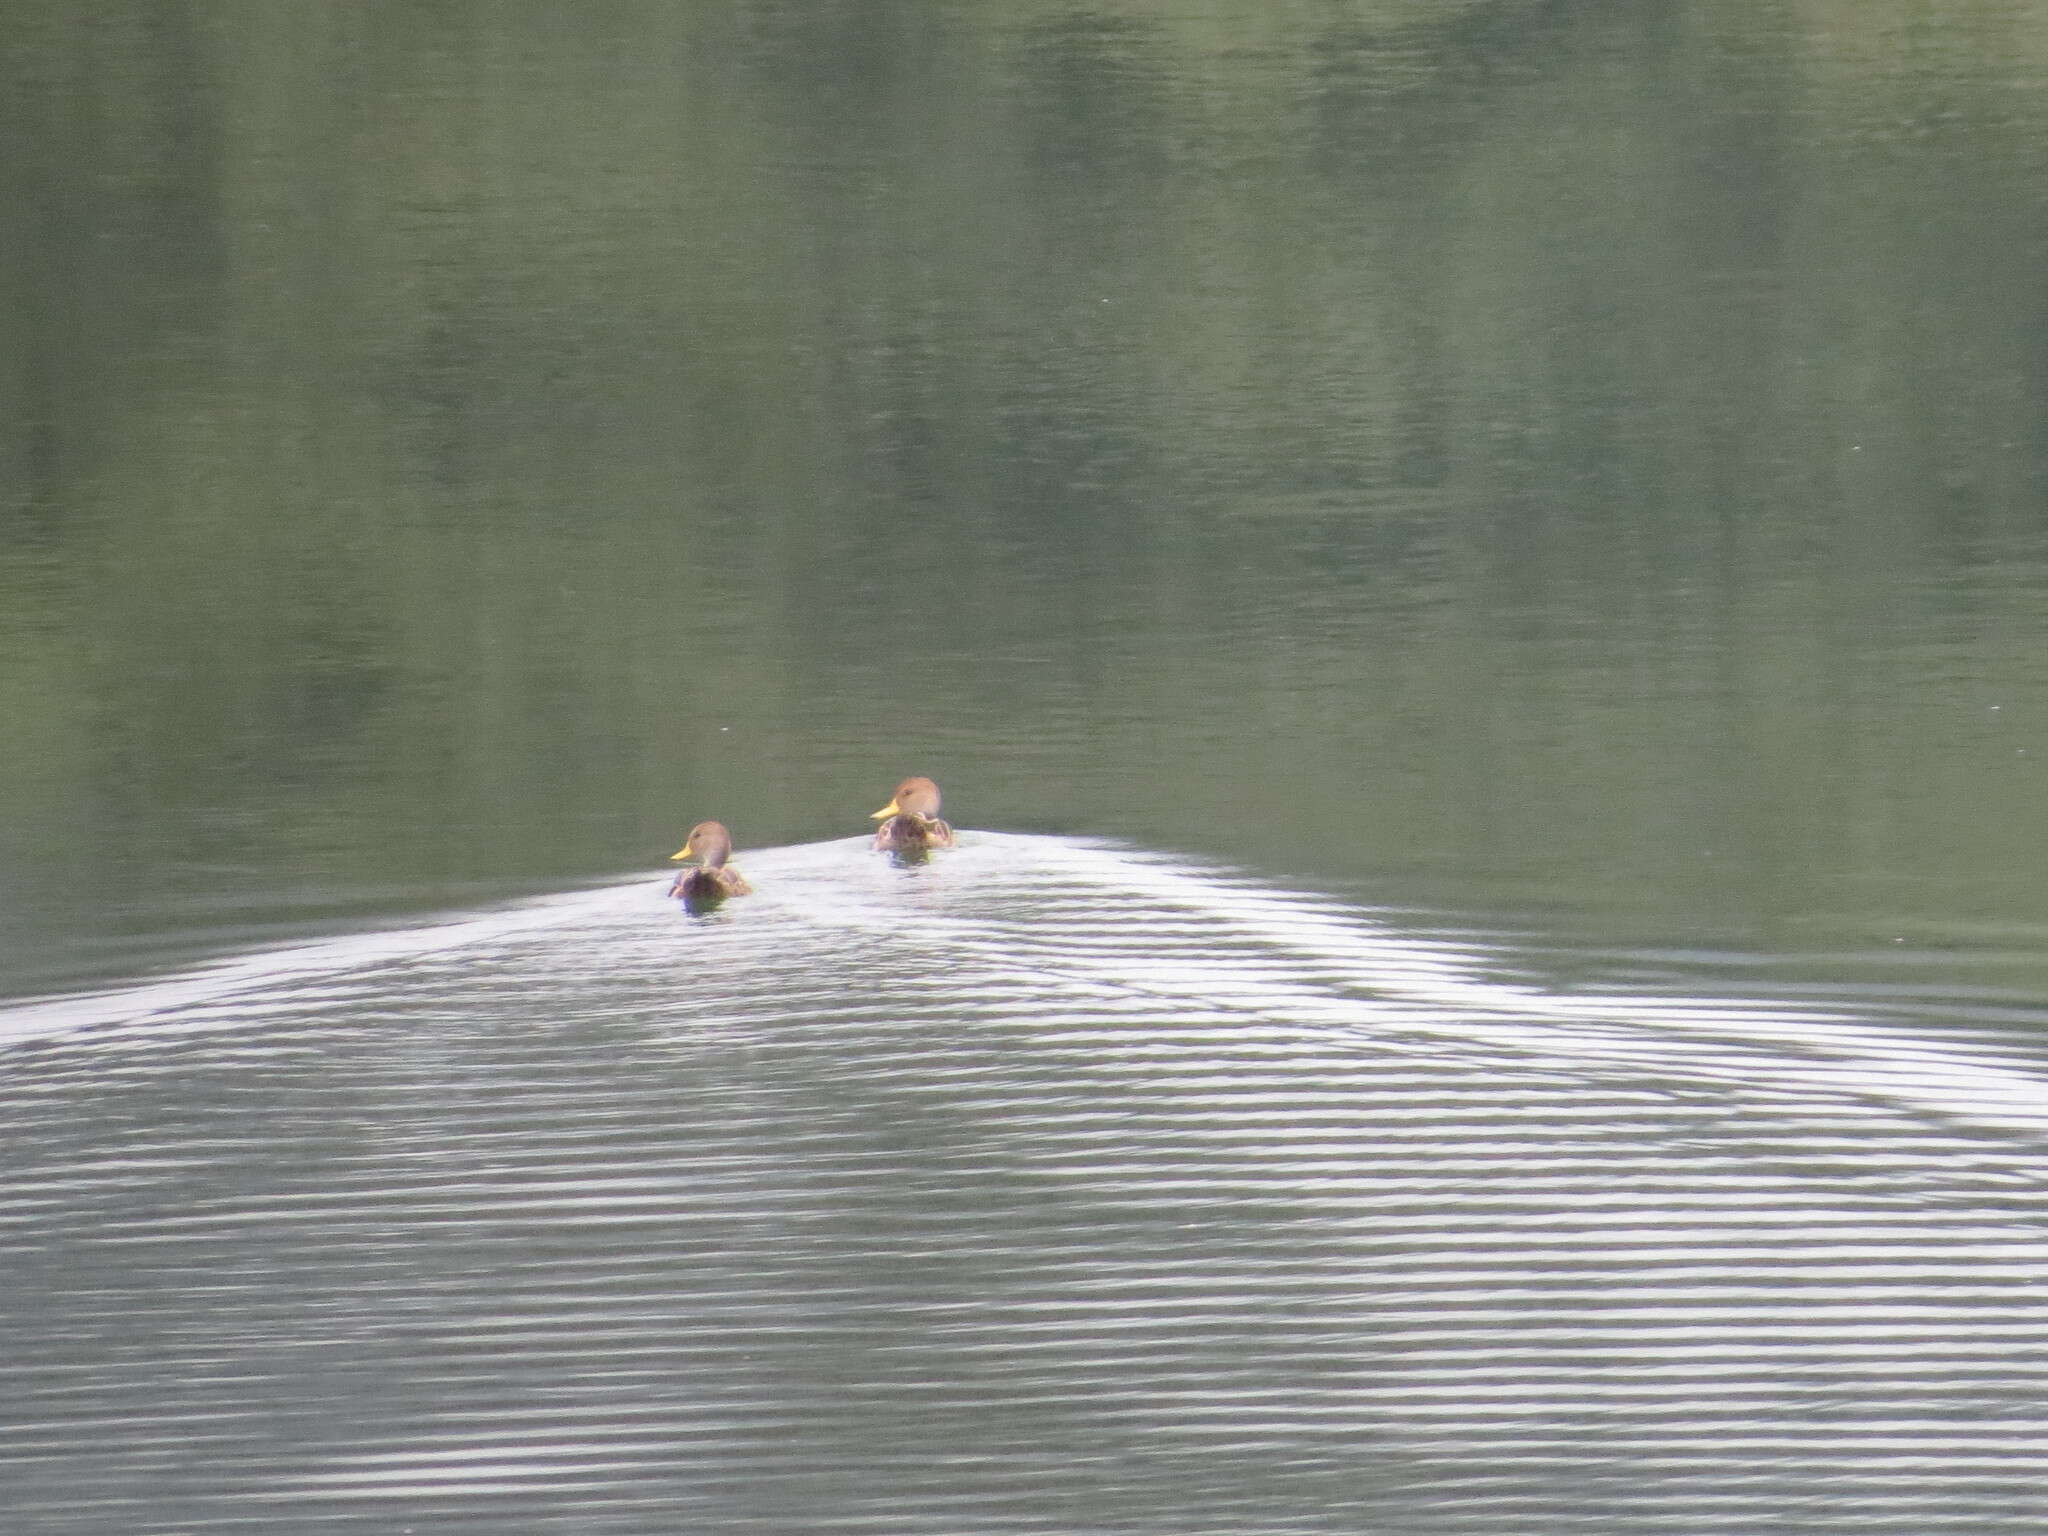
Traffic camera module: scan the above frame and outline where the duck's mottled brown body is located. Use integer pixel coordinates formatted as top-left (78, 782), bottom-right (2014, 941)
top-left (668, 821), bottom-right (753, 901)
top-left (871, 776), bottom-right (955, 853)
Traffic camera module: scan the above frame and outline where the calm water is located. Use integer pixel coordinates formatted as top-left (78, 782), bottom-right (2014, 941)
top-left (6, 2), bottom-right (2048, 1530)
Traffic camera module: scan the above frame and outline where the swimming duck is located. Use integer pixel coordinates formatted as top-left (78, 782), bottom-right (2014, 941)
top-left (668, 821), bottom-right (753, 901)
top-left (871, 776), bottom-right (956, 853)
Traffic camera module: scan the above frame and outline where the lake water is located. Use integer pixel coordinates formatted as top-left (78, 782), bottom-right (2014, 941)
top-left (6, 3), bottom-right (2048, 1531)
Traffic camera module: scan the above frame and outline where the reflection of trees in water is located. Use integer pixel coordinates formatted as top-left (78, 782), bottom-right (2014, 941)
top-left (4, 1), bottom-right (2048, 1000)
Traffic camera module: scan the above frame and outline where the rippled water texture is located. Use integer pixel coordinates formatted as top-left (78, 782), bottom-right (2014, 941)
top-left (9, 1), bottom-right (2048, 1528)
top-left (6, 837), bottom-right (2046, 1532)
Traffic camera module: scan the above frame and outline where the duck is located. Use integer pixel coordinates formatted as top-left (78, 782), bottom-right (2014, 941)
top-left (668, 821), bottom-right (753, 901)
top-left (871, 776), bottom-right (956, 853)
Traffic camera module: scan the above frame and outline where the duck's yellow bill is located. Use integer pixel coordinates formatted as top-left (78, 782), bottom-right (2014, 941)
top-left (669, 847), bottom-right (692, 861)
top-left (871, 800), bottom-right (901, 820)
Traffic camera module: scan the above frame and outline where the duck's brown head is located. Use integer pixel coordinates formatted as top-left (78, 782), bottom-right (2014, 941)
top-left (872, 776), bottom-right (943, 823)
top-left (670, 820), bottom-right (736, 868)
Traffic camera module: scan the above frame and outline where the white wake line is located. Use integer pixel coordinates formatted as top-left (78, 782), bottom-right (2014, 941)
top-left (735, 831), bottom-right (2048, 1141)
top-left (1003, 839), bottom-right (2048, 1143)
top-left (6, 833), bottom-right (2047, 1145)
top-left (0, 835), bottom-right (883, 1045)
top-left (0, 881), bottom-right (657, 1046)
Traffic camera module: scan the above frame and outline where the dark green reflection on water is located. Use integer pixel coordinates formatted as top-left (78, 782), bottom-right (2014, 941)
top-left (4, 1), bottom-right (2048, 996)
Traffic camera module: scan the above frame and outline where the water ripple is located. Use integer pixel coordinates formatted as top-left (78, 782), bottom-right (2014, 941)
top-left (2, 835), bottom-right (2047, 1531)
